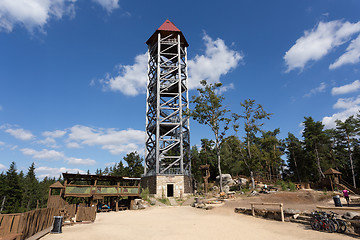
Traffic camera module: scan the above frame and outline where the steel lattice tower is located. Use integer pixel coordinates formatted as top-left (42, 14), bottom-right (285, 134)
top-left (145, 19), bottom-right (190, 177)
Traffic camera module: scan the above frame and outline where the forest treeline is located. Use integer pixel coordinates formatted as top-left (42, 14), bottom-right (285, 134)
top-left (0, 152), bottom-right (144, 213)
top-left (1, 82), bottom-right (360, 213)
top-left (1, 113), bottom-right (359, 213)
top-left (187, 81), bottom-right (359, 190)
top-left (191, 115), bottom-right (360, 189)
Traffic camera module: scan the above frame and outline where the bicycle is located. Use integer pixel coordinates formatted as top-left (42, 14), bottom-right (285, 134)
top-left (328, 211), bottom-right (347, 233)
top-left (310, 211), bottom-right (335, 233)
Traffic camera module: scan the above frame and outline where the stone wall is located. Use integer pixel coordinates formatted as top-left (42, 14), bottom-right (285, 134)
top-left (141, 175), bottom-right (193, 198)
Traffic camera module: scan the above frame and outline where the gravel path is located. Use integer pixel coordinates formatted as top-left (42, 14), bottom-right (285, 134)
top-left (42, 206), bottom-right (356, 240)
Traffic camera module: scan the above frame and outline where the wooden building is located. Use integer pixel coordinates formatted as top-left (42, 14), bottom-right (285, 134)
top-left (48, 173), bottom-right (140, 211)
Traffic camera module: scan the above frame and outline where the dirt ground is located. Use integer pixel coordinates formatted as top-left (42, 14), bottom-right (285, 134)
top-left (222, 189), bottom-right (360, 214)
top-left (42, 190), bottom-right (359, 240)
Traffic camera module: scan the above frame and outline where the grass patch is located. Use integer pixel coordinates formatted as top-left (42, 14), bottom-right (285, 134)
top-left (158, 198), bottom-right (170, 205)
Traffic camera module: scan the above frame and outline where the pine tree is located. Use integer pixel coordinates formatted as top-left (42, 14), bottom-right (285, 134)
top-left (4, 162), bottom-right (22, 213)
top-left (233, 99), bottom-right (271, 188)
top-left (22, 163), bottom-right (39, 210)
top-left (336, 116), bottom-right (359, 188)
top-left (302, 117), bottom-right (330, 181)
top-left (189, 80), bottom-right (231, 192)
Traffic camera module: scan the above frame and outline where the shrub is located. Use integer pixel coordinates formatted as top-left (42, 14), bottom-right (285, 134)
top-left (288, 182), bottom-right (296, 191)
top-left (158, 198), bottom-right (170, 205)
top-left (140, 187), bottom-right (150, 201)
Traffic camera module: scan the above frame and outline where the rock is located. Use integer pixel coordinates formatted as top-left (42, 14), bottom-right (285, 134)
top-left (223, 185), bottom-right (230, 193)
top-left (293, 214), bottom-right (299, 219)
top-left (343, 211), bottom-right (359, 219)
top-left (237, 178), bottom-right (248, 186)
top-left (284, 209), bottom-right (302, 215)
top-left (216, 174), bottom-right (236, 186)
top-left (250, 190), bottom-right (258, 196)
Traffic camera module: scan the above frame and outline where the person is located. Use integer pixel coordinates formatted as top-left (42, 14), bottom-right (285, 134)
top-left (343, 189), bottom-right (350, 206)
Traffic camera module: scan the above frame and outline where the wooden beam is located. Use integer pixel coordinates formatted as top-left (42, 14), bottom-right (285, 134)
top-left (317, 205), bottom-right (360, 211)
top-left (250, 202), bottom-right (284, 222)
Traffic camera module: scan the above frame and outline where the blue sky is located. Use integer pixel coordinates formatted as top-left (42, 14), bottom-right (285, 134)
top-left (1, 0), bottom-right (360, 178)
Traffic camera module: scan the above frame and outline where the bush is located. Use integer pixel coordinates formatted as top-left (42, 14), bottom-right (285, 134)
top-left (158, 198), bottom-right (170, 205)
top-left (140, 187), bottom-right (150, 201)
top-left (280, 181), bottom-right (287, 191)
top-left (288, 182), bottom-right (296, 191)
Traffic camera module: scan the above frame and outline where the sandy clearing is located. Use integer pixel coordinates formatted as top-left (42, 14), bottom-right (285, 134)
top-left (42, 206), bottom-right (356, 240)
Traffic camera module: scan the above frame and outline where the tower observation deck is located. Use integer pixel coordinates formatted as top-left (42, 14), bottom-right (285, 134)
top-left (141, 20), bottom-right (192, 198)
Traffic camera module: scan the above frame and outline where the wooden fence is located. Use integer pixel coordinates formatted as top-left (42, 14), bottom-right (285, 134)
top-left (0, 207), bottom-right (60, 240)
top-left (250, 202), bottom-right (285, 222)
top-left (75, 206), bottom-right (96, 222)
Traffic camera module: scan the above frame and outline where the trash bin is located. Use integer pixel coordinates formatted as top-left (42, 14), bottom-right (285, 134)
top-left (51, 216), bottom-right (63, 233)
top-left (333, 195), bottom-right (342, 207)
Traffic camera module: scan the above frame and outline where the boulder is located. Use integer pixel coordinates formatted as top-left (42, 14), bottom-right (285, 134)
top-left (216, 174), bottom-right (236, 186)
top-left (343, 211), bottom-right (360, 220)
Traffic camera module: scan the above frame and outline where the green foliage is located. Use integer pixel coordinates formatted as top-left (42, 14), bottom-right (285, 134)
top-left (0, 162), bottom-right (56, 213)
top-left (158, 198), bottom-right (170, 205)
top-left (140, 188), bottom-right (150, 201)
top-left (288, 182), bottom-right (296, 191)
top-left (189, 80), bottom-right (231, 192)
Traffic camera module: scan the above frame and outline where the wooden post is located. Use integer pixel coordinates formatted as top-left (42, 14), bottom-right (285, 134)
top-left (280, 203), bottom-right (284, 222)
top-left (115, 197), bottom-right (119, 212)
top-left (251, 204), bottom-right (255, 216)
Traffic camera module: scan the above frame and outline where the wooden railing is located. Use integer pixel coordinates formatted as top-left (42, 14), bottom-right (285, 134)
top-left (250, 202), bottom-right (285, 222)
top-left (0, 208), bottom-right (60, 240)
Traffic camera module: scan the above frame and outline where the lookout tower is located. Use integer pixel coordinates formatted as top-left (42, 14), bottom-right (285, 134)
top-left (141, 20), bottom-right (192, 198)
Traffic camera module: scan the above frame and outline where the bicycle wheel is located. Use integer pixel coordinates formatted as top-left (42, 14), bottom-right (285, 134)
top-left (323, 220), bottom-right (335, 233)
top-left (330, 219), bottom-right (339, 232)
top-left (310, 218), bottom-right (320, 230)
top-left (337, 219), bottom-right (347, 233)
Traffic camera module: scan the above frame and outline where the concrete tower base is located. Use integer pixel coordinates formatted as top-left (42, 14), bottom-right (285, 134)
top-left (141, 175), bottom-right (193, 198)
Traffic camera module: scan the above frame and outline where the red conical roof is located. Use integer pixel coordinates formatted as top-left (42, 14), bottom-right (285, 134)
top-left (146, 19), bottom-right (188, 47)
top-left (157, 19), bottom-right (181, 32)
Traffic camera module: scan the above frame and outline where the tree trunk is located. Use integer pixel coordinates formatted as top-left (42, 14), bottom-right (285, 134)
top-left (250, 171), bottom-right (255, 189)
top-left (293, 153), bottom-right (301, 182)
top-left (215, 133), bottom-right (223, 193)
top-left (246, 138), bottom-right (255, 189)
top-left (346, 133), bottom-right (357, 188)
top-left (314, 145), bottom-right (325, 179)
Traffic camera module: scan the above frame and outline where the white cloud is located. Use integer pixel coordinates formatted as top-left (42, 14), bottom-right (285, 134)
top-left (100, 33), bottom-right (242, 96)
top-left (105, 162), bottom-right (116, 167)
top-left (216, 83), bottom-right (235, 94)
top-left (37, 130), bottom-right (66, 147)
top-left (5, 128), bottom-right (34, 140)
top-left (333, 96), bottom-right (360, 109)
top-left (304, 82), bottom-right (326, 97)
top-left (0, 0), bottom-right (77, 32)
top-left (322, 95), bottom-right (360, 129)
top-left (0, 141), bottom-right (4, 145)
top-left (37, 137), bottom-right (58, 148)
top-left (0, 163), bottom-right (6, 170)
top-left (284, 20), bottom-right (360, 72)
top-left (330, 34), bottom-right (360, 69)
top-left (101, 53), bottom-right (148, 96)
top-left (331, 80), bottom-right (360, 95)
top-left (92, 0), bottom-right (119, 13)
top-left (66, 142), bottom-right (82, 148)
top-left (66, 157), bottom-right (96, 166)
top-left (42, 130), bottom-right (66, 138)
top-left (35, 166), bottom-right (85, 178)
top-left (188, 34), bottom-right (243, 89)
top-left (21, 148), bottom-right (64, 160)
top-left (68, 125), bottom-right (145, 155)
